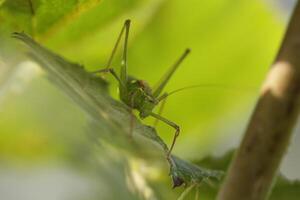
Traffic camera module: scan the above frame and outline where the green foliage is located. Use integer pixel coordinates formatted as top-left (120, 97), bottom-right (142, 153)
top-left (1, 0), bottom-right (297, 199)
top-left (13, 32), bottom-right (223, 189)
top-left (1, 0), bottom-right (283, 159)
top-left (271, 178), bottom-right (300, 200)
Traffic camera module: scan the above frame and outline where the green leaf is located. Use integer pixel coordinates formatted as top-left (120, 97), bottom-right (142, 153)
top-left (169, 155), bottom-right (223, 188)
top-left (13, 32), bottom-right (223, 188)
top-left (270, 178), bottom-right (300, 200)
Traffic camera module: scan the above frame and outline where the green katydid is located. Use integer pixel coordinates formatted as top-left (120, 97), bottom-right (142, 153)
top-left (93, 19), bottom-right (190, 158)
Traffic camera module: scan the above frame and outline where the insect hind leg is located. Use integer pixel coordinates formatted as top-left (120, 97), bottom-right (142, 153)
top-left (91, 19), bottom-right (131, 87)
top-left (92, 68), bottom-right (123, 86)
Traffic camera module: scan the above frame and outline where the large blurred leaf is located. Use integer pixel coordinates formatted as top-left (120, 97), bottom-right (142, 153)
top-left (13, 32), bottom-right (223, 189)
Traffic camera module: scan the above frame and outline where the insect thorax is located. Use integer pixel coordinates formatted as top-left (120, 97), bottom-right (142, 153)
top-left (120, 77), bottom-right (157, 118)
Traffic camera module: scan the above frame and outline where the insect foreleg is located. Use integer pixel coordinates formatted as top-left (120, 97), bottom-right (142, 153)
top-left (149, 112), bottom-right (180, 157)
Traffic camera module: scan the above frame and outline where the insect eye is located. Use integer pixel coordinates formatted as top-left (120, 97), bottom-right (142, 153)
top-left (137, 80), bottom-right (145, 87)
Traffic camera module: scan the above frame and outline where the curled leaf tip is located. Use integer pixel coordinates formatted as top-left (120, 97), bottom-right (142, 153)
top-left (172, 175), bottom-right (184, 188)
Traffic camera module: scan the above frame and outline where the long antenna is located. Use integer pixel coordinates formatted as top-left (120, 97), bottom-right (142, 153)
top-left (157, 84), bottom-right (257, 102)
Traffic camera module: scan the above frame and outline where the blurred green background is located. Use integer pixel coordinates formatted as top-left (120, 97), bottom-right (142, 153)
top-left (0, 0), bottom-right (299, 199)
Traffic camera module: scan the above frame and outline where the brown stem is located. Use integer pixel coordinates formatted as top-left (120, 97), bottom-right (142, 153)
top-left (217, 2), bottom-right (300, 200)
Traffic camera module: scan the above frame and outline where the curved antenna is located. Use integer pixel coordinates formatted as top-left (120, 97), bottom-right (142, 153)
top-left (157, 84), bottom-right (257, 102)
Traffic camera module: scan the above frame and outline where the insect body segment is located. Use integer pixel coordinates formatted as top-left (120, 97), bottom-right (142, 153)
top-left (94, 19), bottom-right (190, 158)
top-left (121, 77), bottom-right (157, 119)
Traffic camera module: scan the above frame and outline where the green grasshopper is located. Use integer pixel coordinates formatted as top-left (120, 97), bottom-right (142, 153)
top-left (93, 19), bottom-right (190, 158)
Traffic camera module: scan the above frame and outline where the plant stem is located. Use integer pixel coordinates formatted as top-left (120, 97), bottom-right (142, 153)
top-left (217, 1), bottom-right (300, 200)
top-left (177, 184), bottom-right (196, 200)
